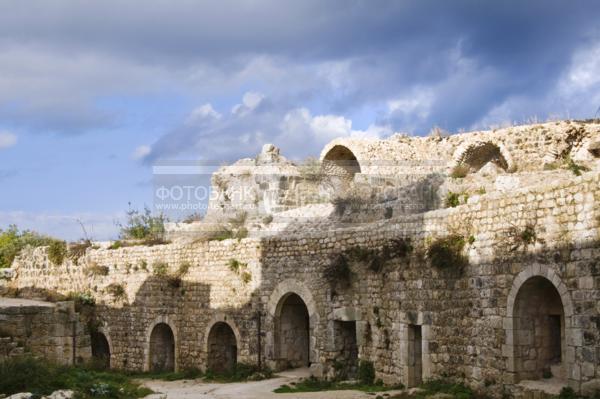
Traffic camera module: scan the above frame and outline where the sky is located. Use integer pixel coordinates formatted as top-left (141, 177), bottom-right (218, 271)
top-left (1, 0), bottom-right (600, 240)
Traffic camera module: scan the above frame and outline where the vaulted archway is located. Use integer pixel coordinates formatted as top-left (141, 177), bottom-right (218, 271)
top-left (207, 322), bottom-right (237, 373)
top-left (91, 331), bottom-right (110, 369)
top-left (322, 145), bottom-right (361, 180)
top-left (149, 322), bottom-right (175, 372)
top-left (505, 266), bottom-right (576, 385)
top-left (275, 293), bottom-right (310, 369)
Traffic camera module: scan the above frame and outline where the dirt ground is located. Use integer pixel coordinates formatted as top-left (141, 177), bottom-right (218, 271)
top-left (141, 368), bottom-right (401, 399)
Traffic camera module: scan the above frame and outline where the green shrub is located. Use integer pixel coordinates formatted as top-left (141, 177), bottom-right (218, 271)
top-left (565, 155), bottom-right (589, 176)
top-left (262, 214), bottom-right (274, 225)
top-left (445, 192), bottom-right (461, 208)
top-left (0, 356), bottom-right (152, 398)
top-left (152, 261), bottom-right (169, 277)
top-left (67, 291), bottom-right (96, 307)
top-left (117, 204), bottom-right (166, 242)
top-left (228, 258), bottom-right (245, 273)
top-left (427, 235), bottom-right (467, 270)
top-left (228, 259), bottom-right (252, 284)
top-left (0, 225), bottom-right (62, 268)
top-left (559, 386), bottom-right (577, 399)
top-left (519, 225), bottom-right (537, 245)
top-left (108, 240), bottom-right (123, 250)
top-left (420, 379), bottom-right (474, 399)
top-left (273, 375), bottom-right (401, 394)
top-left (241, 271), bottom-right (252, 284)
top-left (105, 283), bottom-right (126, 300)
top-left (47, 240), bottom-right (67, 265)
top-left (358, 360), bottom-right (375, 385)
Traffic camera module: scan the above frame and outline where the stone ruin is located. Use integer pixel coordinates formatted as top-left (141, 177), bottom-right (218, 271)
top-left (2, 119), bottom-right (600, 397)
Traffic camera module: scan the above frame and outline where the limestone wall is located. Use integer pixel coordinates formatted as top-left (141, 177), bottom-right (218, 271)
top-left (0, 298), bottom-right (90, 365)
top-left (4, 124), bottom-right (600, 396)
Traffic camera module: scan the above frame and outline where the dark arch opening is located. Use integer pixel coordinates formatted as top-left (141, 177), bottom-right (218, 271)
top-left (275, 293), bottom-right (310, 370)
top-left (323, 145), bottom-right (361, 179)
top-left (207, 322), bottom-right (237, 373)
top-left (91, 332), bottom-right (110, 369)
top-left (149, 323), bottom-right (175, 372)
top-left (513, 276), bottom-right (565, 382)
top-left (457, 142), bottom-right (509, 172)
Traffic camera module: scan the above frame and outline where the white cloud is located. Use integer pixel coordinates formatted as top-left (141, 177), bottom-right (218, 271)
top-left (0, 131), bottom-right (17, 149)
top-left (132, 145), bottom-right (151, 160)
top-left (231, 91), bottom-right (265, 115)
top-left (276, 107), bottom-right (388, 157)
top-left (186, 103), bottom-right (221, 124)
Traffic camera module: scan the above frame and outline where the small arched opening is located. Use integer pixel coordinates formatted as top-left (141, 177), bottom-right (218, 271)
top-left (275, 293), bottom-right (310, 369)
top-left (149, 323), bottom-right (175, 372)
top-left (322, 145), bottom-right (361, 180)
top-left (454, 141), bottom-right (511, 173)
top-left (512, 276), bottom-right (566, 382)
top-left (207, 322), bottom-right (237, 373)
top-left (91, 332), bottom-right (110, 369)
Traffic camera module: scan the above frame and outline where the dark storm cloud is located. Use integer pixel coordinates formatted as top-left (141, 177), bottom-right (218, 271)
top-left (0, 0), bottom-right (599, 138)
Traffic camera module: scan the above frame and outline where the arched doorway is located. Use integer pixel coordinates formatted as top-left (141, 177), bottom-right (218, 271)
top-left (149, 323), bottom-right (175, 372)
top-left (275, 293), bottom-right (310, 369)
top-left (91, 332), bottom-right (110, 369)
top-left (322, 145), bottom-right (361, 180)
top-left (207, 322), bottom-right (237, 373)
top-left (512, 276), bottom-right (565, 381)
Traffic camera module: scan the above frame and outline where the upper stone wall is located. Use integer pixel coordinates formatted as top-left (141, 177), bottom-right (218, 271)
top-left (320, 120), bottom-right (600, 175)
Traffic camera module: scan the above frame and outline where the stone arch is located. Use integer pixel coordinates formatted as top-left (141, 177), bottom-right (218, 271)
top-left (145, 316), bottom-right (177, 372)
top-left (504, 265), bottom-right (575, 384)
top-left (322, 144), bottom-right (362, 180)
top-left (268, 279), bottom-right (319, 370)
top-left (204, 315), bottom-right (241, 373)
top-left (453, 140), bottom-right (513, 172)
top-left (91, 330), bottom-right (111, 369)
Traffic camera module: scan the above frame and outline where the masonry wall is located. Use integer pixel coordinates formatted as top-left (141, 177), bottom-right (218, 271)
top-left (0, 298), bottom-right (90, 365)
top-left (6, 170), bottom-right (600, 396)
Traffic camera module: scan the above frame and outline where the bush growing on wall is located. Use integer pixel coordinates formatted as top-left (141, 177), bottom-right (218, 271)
top-left (117, 203), bottom-right (166, 243)
top-left (426, 235), bottom-right (467, 270)
top-left (0, 225), bottom-right (61, 268)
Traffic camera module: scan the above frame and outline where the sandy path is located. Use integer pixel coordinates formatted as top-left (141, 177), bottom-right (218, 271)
top-left (141, 368), bottom-right (398, 399)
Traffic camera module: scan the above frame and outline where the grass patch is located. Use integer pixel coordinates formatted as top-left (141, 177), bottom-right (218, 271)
top-left (0, 356), bottom-right (152, 398)
top-left (105, 283), bottom-right (126, 300)
top-left (445, 191), bottom-right (468, 208)
top-left (389, 379), bottom-right (475, 399)
top-left (228, 259), bottom-right (252, 284)
top-left (450, 163), bottom-right (469, 179)
top-left (131, 367), bottom-right (203, 381)
top-left (86, 262), bottom-right (109, 276)
top-left (274, 376), bottom-right (403, 394)
top-left (204, 363), bottom-right (272, 383)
